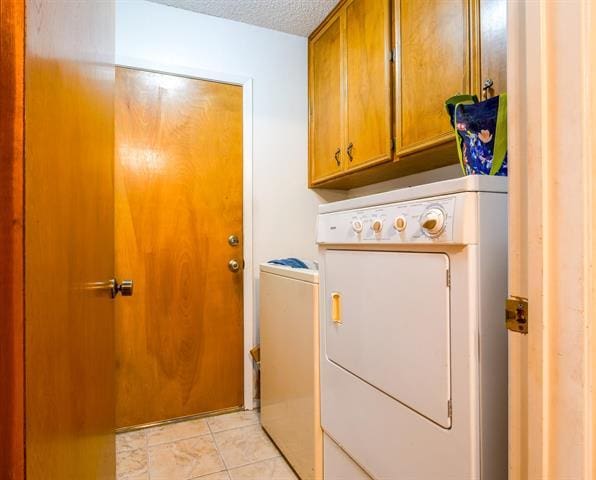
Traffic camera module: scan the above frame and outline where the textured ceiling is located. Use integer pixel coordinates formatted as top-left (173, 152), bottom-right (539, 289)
top-left (146, 0), bottom-right (338, 36)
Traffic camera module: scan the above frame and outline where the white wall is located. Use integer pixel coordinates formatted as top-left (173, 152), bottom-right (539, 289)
top-left (348, 164), bottom-right (461, 198)
top-left (116, 0), bottom-right (344, 270)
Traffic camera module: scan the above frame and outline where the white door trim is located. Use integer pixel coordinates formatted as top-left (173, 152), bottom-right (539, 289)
top-left (507, 1), bottom-right (595, 477)
top-left (115, 56), bottom-right (255, 411)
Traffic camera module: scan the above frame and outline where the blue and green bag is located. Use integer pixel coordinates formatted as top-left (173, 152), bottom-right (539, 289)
top-left (445, 93), bottom-right (508, 176)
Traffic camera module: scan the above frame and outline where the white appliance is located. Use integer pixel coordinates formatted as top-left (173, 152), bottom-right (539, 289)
top-left (316, 176), bottom-right (508, 479)
top-left (259, 264), bottom-right (323, 480)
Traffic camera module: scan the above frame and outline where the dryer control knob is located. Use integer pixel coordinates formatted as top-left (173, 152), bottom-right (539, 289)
top-left (394, 216), bottom-right (407, 232)
top-left (420, 208), bottom-right (445, 236)
top-left (352, 219), bottom-right (363, 233)
top-left (371, 218), bottom-right (383, 233)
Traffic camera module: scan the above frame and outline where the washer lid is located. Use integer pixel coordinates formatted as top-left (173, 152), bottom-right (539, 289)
top-left (260, 263), bottom-right (319, 284)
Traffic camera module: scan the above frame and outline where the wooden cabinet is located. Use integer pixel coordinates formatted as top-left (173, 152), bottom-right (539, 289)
top-left (479, 0), bottom-right (507, 97)
top-left (395, 0), bottom-right (470, 156)
top-left (310, 16), bottom-right (343, 182)
top-left (345, 0), bottom-right (392, 169)
top-left (309, 0), bottom-right (392, 186)
top-left (309, 0), bottom-right (507, 189)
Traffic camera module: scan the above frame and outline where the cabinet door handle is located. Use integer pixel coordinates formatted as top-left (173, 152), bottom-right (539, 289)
top-left (482, 78), bottom-right (494, 100)
top-left (347, 142), bottom-right (354, 161)
top-left (334, 148), bottom-right (341, 166)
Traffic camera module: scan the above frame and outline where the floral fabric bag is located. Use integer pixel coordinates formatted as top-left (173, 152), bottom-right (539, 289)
top-left (445, 93), bottom-right (508, 176)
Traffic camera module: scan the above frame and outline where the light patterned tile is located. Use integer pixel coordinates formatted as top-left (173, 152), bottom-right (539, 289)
top-left (149, 434), bottom-right (225, 479)
top-left (229, 457), bottom-right (297, 480)
top-left (213, 425), bottom-right (279, 469)
top-left (194, 471), bottom-right (231, 480)
top-left (147, 418), bottom-right (210, 446)
top-left (117, 429), bottom-right (146, 452)
top-left (206, 410), bottom-right (259, 433)
top-left (117, 447), bottom-right (148, 480)
top-left (119, 474), bottom-right (149, 480)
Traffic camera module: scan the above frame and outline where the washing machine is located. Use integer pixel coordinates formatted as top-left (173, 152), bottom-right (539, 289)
top-left (260, 264), bottom-right (323, 480)
top-left (316, 176), bottom-right (508, 479)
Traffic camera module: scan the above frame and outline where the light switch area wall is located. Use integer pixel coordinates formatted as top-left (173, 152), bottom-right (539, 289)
top-left (116, 0), bottom-right (345, 272)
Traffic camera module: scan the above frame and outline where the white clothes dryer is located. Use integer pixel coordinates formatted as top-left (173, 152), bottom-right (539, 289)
top-left (316, 176), bottom-right (508, 480)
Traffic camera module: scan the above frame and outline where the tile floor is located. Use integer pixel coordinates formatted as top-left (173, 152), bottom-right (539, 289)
top-left (116, 410), bottom-right (298, 480)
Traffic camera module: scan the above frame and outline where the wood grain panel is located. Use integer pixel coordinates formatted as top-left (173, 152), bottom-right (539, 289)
top-left (24, 1), bottom-right (116, 478)
top-left (397, 0), bottom-right (470, 152)
top-left (115, 68), bottom-right (244, 428)
top-left (345, 0), bottom-right (392, 169)
top-left (310, 16), bottom-right (344, 185)
top-left (480, 0), bottom-right (507, 97)
top-left (0, 0), bottom-right (25, 477)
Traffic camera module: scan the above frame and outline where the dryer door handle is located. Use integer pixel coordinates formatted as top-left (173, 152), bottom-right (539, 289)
top-left (331, 292), bottom-right (342, 324)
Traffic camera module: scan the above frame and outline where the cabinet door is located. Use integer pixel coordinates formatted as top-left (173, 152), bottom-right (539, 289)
top-left (345, 0), bottom-right (392, 169)
top-left (310, 16), bottom-right (343, 184)
top-left (397, 0), bottom-right (470, 154)
top-left (480, 0), bottom-right (506, 97)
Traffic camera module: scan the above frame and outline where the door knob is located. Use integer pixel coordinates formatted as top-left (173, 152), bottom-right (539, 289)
top-left (228, 259), bottom-right (241, 272)
top-left (110, 278), bottom-right (134, 298)
top-left (228, 234), bottom-right (239, 247)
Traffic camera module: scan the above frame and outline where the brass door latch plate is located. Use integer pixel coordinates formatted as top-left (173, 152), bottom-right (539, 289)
top-left (506, 297), bottom-right (528, 334)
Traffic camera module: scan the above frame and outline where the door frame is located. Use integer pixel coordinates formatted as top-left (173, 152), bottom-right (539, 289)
top-left (507, 0), bottom-right (596, 477)
top-left (116, 57), bottom-right (255, 410)
top-left (0, 0), bottom-right (25, 477)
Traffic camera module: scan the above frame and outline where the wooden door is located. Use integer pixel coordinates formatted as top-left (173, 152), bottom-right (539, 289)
top-left (396, 0), bottom-right (470, 155)
top-left (345, 0), bottom-right (392, 170)
top-left (115, 68), bottom-right (244, 428)
top-left (309, 15), bottom-right (344, 185)
top-left (24, 1), bottom-right (116, 478)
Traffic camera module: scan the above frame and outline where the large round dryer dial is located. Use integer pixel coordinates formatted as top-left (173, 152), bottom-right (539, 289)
top-left (420, 207), bottom-right (446, 237)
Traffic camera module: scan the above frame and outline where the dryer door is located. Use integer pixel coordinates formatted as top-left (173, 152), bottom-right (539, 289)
top-left (324, 250), bottom-right (451, 428)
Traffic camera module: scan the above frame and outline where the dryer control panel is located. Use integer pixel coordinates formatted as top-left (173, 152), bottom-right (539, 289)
top-left (317, 193), bottom-right (478, 245)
